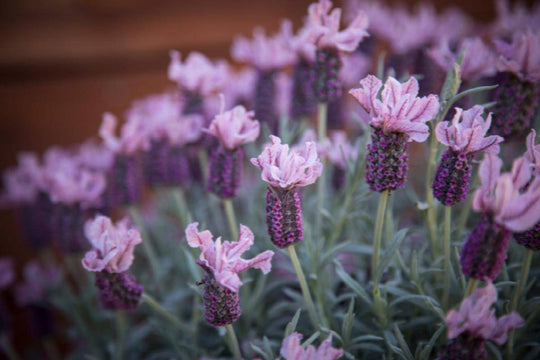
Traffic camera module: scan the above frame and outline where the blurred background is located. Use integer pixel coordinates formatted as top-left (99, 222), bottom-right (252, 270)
top-left (0, 0), bottom-right (535, 351)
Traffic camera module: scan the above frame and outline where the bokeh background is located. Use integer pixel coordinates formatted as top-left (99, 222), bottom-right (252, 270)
top-left (0, 0), bottom-right (536, 351)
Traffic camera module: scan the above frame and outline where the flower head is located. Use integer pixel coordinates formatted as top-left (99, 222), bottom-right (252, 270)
top-left (446, 281), bottom-right (524, 344)
top-left (251, 135), bottom-right (323, 189)
top-left (205, 97), bottom-right (260, 150)
top-left (304, 0), bottom-right (369, 52)
top-left (99, 112), bottom-right (152, 155)
top-left (473, 154), bottom-right (540, 232)
top-left (185, 222), bottom-right (274, 293)
top-left (168, 51), bottom-right (228, 95)
top-left (319, 131), bottom-right (358, 170)
top-left (435, 106), bottom-right (503, 155)
top-left (15, 260), bottom-right (61, 306)
top-left (525, 129), bottom-right (540, 176)
top-left (349, 75), bottom-right (439, 142)
top-left (1, 152), bottom-right (42, 206)
top-left (280, 333), bottom-right (343, 360)
top-left (82, 215), bottom-right (142, 273)
top-left (494, 30), bottom-right (540, 83)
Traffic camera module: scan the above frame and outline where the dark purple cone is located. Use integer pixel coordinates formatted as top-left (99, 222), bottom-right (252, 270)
top-left (514, 221), bottom-right (540, 251)
top-left (207, 144), bottom-right (243, 198)
top-left (327, 96), bottom-right (346, 130)
top-left (291, 58), bottom-right (317, 119)
top-left (332, 167), bottom-right (346, 190)
top-left (16, 193), bottom-right (52, 249)
top-left (182, 90), bottom-right (204, 116)
top-left (265, 187), bottom-right (303, 248)
top-left (255, 70), bottom-right (278, 134)
top-left (145, 140), bottom-right (190, 187)
top-left (313, 47), bottom-right (342, 103)
top-left (364, 127), bottom-right (410, 193)
top-left (491, 72), bottom-right (539, 141)
top-left (197, 272), bottom-right (241, 327)
top-left (108, 154), bottom-right (143, 206)
top-left (50, 204), bottom-right (88, 253)
top-left (437, 333), bottom-right (486, 360)
top-left (432, 149), bottom-right (474, 206)
top-left (460, 214), bottom-right (510, 281)
top-left (94, 271), bottom-right (143, 311)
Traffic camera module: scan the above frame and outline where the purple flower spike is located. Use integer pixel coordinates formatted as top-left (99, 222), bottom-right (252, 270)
top-left (313, 47), bottom-right (342, 103)
top-left (432, 150), bottom-right (474, 206)
top-left (280, 332), bottom-right (344, 360)
top-left (266, 187), bottom-right (303, 248)
top-left (95, 271), bottom-right (143, 311)
top-left (291, 58), bottom-right (317, 118)
top-left (437, 333), bottom-right (486, 360)
top-left (207, 145), bottom-right (243, 198)
top-left (198, 273), bottom-right (241, 327)
top-left (108, 154), bottom-right (143, 206)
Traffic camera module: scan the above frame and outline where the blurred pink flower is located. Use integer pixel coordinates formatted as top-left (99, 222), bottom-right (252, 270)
top-left (280, 333), bottom-right (343, 360)
top-left (304, 0), bottom-right (368, 52)
top-left (446, 281), bottom-right (524, 344)
top-left (494, 30), bottom-right (540, 82)
top-left (435, 106), bottom-right (503, 155)
top-left (1, 152), bottom-right (42, 206)
top-left (0, 257), bottom-right (15, 290)
top-left (168, 51), bottom-right (228, 95)
top-left (339, 52), bottom-right (371, 89)
top-left (525, 129), bottom-right (540, 177)
top-left (99, 112), bottom-right (153, 155)
top-left (223, 67), bottom-right (257, 106)
top-left (349, 75), bottom-right (439, 142)
top-left (319, 131), bottom-right (358, 169)
top-left (492, 0), bottom-right (540, 37)
top-left (185, 222), bottom-right (274, 293)
top-left (473, 154), bottom-right (540, 232)
top-left (82, 215), bottom-right (142, 273)
top-left (428, 38), bottom-right (497, 82)
top-left (75, 139), bottom-right (114, 173)
top-left (15, 260), bottom-right (61, 306)
top-left (205, 97), bottom-right (260, 150)
top-left (275, 71), bottom-right (293, 118)
top-left (251, 135), bottom-right (323, 189)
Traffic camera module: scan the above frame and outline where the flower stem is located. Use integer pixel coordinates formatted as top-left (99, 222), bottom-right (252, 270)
top-left (115, 310), bottom-right (126, 360)
top-left (141, 293), bottom-right (191, 333)
top-left (316, 102), bottom-right (328, 239)
top-left (317, 102), bottom-right (327, 141)
top-left (171, 187), bottom-right (190, 226)
top-left (443, 206), bottom-right (451, 308)
top-left (425, 129), bottom-right (439, 257)
top-left (465, 278), bottom-right (478, 297)
top-left (507, 249), bottom-right (533, 358)
top-left (225, 324), bottom-right (243, 360)
top-left (287, 245), bottom-right (320, 330)
top-left (372, 190), bottom-right (389, 289)
top-left (223, 198), bottom-right (238, 240)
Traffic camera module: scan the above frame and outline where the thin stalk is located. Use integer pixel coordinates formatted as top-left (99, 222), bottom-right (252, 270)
top-left (372, 190), bottom-right (389, 289)
top-left (171, 187), bottom-right (190, 226)
top-left (443, 206), bottom-right (451, 307)
top-left (287, 245), bottom-right (320, 330)
top-left (465, 279), bottom-right (478, 297)
top-left (223, 198), bottom-right (238, 240)
top-left (198, 149), bottom-right (209, 185)
top-left (317, 103), bottom-right (328, 141)
top-left (316, 103), bottom-right (328, 240)
top-left (507, 249), bottom-right (533, 358)
top-left (225, 324), bottom-right (243, 360)
top-left (128, 206), bottom-right (161, 285)
top-left (141, 293), bottom-right (191, 333)
top-left (425, 127), bottom-right (439, 256)
top-left (115, 311), bottom-right (126, 360)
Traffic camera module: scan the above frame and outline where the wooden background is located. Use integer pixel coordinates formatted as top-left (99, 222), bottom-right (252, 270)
top-left (0, 0), bottom-right (533, 350)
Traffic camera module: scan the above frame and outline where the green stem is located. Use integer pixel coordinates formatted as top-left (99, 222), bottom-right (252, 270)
top-left (317, 103), bottom-right (328, 141)
top-left (225, 324), bottom-right (243, 360)
top-left (443, 206), bottom-right (451, 308)
top-left (507, 249), bottom-right (533, 358)
top-left (115, 311), bottom-right (126, 360)
top-left (425, 127), bottom-right (439, 256)
top-left (141, 293), bottom-right (191, 333)
top-left (198, 149), bottom-right (209, 185)
top-left (223, 198), bottom-right (238, 240)
top-left (316, 103), bottom-right (328, 240)
top-left (465, 279), bottom-right (478, 297)
top-left (372, 190), bottom-right (389, 289)
top-left (128, 206), bottom-right (161, 283)
top-left (171, 187), bottom-right (190, 226)
top-left (287, 245), bottom-right (320, 330)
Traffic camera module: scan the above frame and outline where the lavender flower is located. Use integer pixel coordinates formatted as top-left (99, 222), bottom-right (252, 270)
top-left (490, 30), bottom-right (540, 140)
top-left (186, 222), bottom-right (274, 326)
top-left (280, 333), bottom-right (343, 360)
top-left (251, 136), bottom-right (322, 248)
top-left (82, 215), bottom-right (144, 310)
top-left (319, 131), bottom-right (358, 188)
top-left (205, 99), bottom-right (260, 198)
top-left (350, 75), bottom-right (439, 192)
top-left (433, 106), bottom-right (503, 206)
top-left (437, 282), bottom-right (524, 359)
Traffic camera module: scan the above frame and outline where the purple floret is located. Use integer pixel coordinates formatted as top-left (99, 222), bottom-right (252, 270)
top-left (265, 187), bottom-right (303, 248)
top-left (198, 273), bottom-right (241, 327)
top-left (313, 47), bottom-right (342, 103)
top-left (432, 149), bottom-right (474, 206)
top-left (207, 145), bottom-right (243, 198)
top-left (95, 271), bottom-right (143, 311)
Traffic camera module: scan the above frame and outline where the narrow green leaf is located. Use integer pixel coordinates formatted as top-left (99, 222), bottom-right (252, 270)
top-left (393, 324), bottom-right (414, 360)
top-left (421, 325), bottom-right (445, 360)
top-left (341, 297), bottom-right (355, 346)
top-left (335, 261), bottom-right (373, 306)
top-left (284, 309), bottom-right (302, 337)
top-left (375, 228), bottom-right (408, 282)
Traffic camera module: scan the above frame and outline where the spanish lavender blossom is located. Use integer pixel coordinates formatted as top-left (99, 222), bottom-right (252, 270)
top-left (304, 0), bottom-right (368, 102)
top-left (437, 282), bottom-right (524, 359)
top-left (251, 136), bottom-right (322, 248)
top-left (460, 154), bottom-right (540, 280)
top-left (514, 129), bottom-right (540, 250)
top-left (433, 106), bottom-right (503, 206)
top-left (280, 333), bottom-right (343, 360)
top-left (319, 131), bottom-right (358, 188)
top-left (82, 215), bottom-right (144, 311)
top-left (491, 30), bottom-right (540, 140)
top-left (185, 222), bottom-right (274, 326)
top-left (492, 0), bottom-right (540, 37)
top-left (349, 75), bottom-right (439, 192)
top-left (232, 22), bottom-right (295, 133)
top-left (205, 99), bottom-right (260, 198)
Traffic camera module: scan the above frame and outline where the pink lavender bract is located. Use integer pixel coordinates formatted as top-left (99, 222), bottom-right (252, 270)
top-left (494, 30), bottom-right (540, 83)
top-left (349, 75), bottom-right (439, 143)
top-left (81, 215), bottom-right (142, 273)
top-left (445, 282), bottom-right (524, 345)
top-left (251, 135), bottom-right (322, 190)
top-left (185, 222), bottom-right (274, 293)
top-left (280, 332), bottom-right (344, 360)
top-left (99, 112), bottom-right (152, 156)
top-left (524, 129), bottom-right (540, 176)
